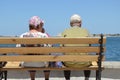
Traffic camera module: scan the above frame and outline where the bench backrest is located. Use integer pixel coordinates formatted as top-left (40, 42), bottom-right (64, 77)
top-left (0, 35), bottom-right (106, 63)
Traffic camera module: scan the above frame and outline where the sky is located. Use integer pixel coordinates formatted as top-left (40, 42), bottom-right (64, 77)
top-left (0, 0), bottom-right (120, 36)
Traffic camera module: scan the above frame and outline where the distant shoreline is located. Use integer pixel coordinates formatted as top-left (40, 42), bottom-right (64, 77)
top-left (92, 34), bottom-right (120, 37)
top-left (0, 33), bottom-right (120, 37)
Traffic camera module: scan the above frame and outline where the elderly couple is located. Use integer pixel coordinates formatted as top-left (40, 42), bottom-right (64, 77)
top-left (19, 14), bottom-right (91, 80)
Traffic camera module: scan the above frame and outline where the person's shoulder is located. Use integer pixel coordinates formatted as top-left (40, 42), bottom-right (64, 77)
top-left (42, 33), bottom-right (50, 37)
top-left (80, 27), bottom-right (90, 36)
top-left (37, 32), bottom-right (49, 38)
top-left (62, 27), bottom-right (81, 33)
top-left (62, 27), bottom-right (71, 32)
top-left (19, 32), bottom-right (28, 37)
top-left (80, 27), bottom-right (89, 31)
top-left (61, 27), bottom-right (90, 37)
top-left (61, 28), bottom-right (69, 36)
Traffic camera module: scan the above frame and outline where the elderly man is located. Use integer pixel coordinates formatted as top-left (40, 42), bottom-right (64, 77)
top-left (61, 14), bottom-right (91, 80)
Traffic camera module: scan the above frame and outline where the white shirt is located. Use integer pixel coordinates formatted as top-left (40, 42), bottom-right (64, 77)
top-left (16, 31), bottom-right (49, 47)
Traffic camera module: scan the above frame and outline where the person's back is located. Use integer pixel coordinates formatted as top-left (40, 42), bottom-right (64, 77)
top-left (20, 31), bottom-right (49, 67)
top-left (61, 26), bottom-right (91, 68)
top-left (62, 27), bottom-right (88, 37)
top-left (61, 26), bottom-right (89, 47)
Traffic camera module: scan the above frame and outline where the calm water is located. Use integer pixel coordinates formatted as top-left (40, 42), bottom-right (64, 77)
top-left (106, 37), bottom-right (120, 61)
top-left (0, 37), bottom-right (120, 61)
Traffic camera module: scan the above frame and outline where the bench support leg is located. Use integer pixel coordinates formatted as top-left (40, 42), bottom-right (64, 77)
top-left (96, 34), bottom-right (103, 80)
top-left (96, 70), bottom-right (102, 80)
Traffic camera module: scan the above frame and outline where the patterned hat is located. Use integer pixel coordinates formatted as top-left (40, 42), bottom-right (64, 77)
top-left (29, 16), bottom-right (44, 27)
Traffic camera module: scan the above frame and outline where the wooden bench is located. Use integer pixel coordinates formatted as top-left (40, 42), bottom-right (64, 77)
top-left (0, 34), bottom-right (106, 80)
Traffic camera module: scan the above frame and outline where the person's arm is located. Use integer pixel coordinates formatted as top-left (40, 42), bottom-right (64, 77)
top-left (16, 32), bottom-right (28, 47)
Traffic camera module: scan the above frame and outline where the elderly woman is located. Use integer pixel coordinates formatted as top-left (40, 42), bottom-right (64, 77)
top-left (19, 16), bottom-right (50, 80)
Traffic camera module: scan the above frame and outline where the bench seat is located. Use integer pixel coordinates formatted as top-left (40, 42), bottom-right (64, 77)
top-left (1, 61), bottom-right (104, 71)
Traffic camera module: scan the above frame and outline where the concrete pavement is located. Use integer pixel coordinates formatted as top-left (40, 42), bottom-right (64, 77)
top-left (4, 61), bottom-right (120, 80)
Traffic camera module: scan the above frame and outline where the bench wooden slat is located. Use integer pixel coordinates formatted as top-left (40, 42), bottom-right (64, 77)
top-left (1, 61), bottom-right (104, 71)
top-left (1, 66), bottom-right (104, 71)
top-left (1, 61), bottom-right (100, 70)
top-left (0, 47), bottom-right (106, 54)
top-left (1, 67), bottom-right (104, 71)
top-left (0, 55), bottom-right (105, 62)
top-left (1, 61), bottom-right (103, 71)
top-left (0, 37), bottom-right (106, 44)
top-left (4, 61), bottom-right (21, 67)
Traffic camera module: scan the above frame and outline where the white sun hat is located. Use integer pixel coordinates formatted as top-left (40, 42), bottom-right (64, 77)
top-left (70, 14), bottom-right (82, 23)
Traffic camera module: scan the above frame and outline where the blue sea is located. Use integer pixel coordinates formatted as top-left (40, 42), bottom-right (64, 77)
top-left (106, 37), bottom-right (120, 61)
top-left (0, 37), bottom-right (120, 61)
